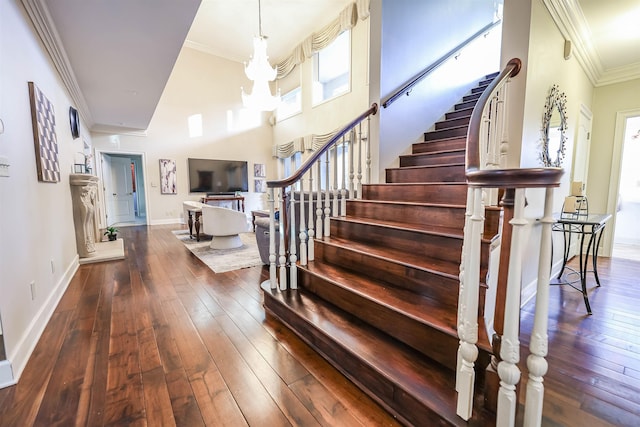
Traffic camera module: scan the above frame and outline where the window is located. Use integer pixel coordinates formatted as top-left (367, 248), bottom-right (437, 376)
top-left (277, 68), bottom-right (302, 120)
top-left (313, 30), bottom-right (351, 105)
top-left (282, 152), bottom-right (303, 190)
top-left (319, 143), bottom-right (349, 191)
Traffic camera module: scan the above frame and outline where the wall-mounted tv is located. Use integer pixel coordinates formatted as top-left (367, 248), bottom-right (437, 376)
top-left (187, 158), bottom-right (249, 194)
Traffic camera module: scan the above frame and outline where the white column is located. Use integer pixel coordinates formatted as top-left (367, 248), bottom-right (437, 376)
top-left (278, 188), bottom-right (287, 291)
top-left (316, 160), bottom-right (323, 238)
top-left (298, 184), bottom-right (307, 266)
top-left (289, 189), bottom-right (298, 290)
top-left (324, 151), bottom-right (331, 237)
top-left (307, 168), bottom-right (315, 261)
top-left (268, 187), bottom-right (277, 289)
top-left (456, 187), bottom-right (484, 420)
top-left (497, 188), bottom-right (527, 427)
top-left (524, 187), bottom-right (554, 426)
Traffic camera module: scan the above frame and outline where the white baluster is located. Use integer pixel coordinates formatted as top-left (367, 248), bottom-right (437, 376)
top-left (349, 128), bottom-right (355, 200)
top-left (307, 168), bottom-right (315, 261)
top-left (278, 188), bottom-right (287, 291)
top-left (332, 142), bottom-right (339, 217)
top-left (324, 151), bottom-right (331, 237)
top-left (497, 188), bottom-right (527, 427)
top-left (298, 182), bottom-right (307, 266)
top-left (268, 187), bottom-right (277, 289)
top-left (456, 187), bottom-right (474, 392)
top-left (456, 187), bottom-right (484, 420)
top-left (524, 187), bottom-right (554, 426)
top-left (316, 159), bottom-right (323, 239)
top-left (341, 138), bottom-right (347, 216)
top-left (498, 86), bottom-right (511, 171)
top-left (289, 189), bottom-right (298, 290)
top-left (357, 123), bottom-right (363, 199)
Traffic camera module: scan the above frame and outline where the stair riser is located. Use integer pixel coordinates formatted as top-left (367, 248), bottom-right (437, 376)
top-left (331, 221), bottom-right (463, 265)
top-left (435, 116), bottom-right (471, 130)
top-left (315, 242), bottom-right (459, 308)
top-left (362, 184), bottom-right (468, 204)
top-left (300, 270), bottom-right (459, 370)
top-left (454, 99), bottom-right (478, 111)
top-left (472, 85), bottom-right (487, 94)
top-left (386, 165), bottom-right (465, 183)
top-left (400, 152), bottom-right (465, 167)
top-left (262, 297), bottom-right (454, 426)
top-left (424, 126), bottom-right (467, 141)
top-left (347, 201), bottom-right (466, 230)
top-left (463, 92), bottom-right (482, 102)
top-left (445, 108), bottom-right (473, 120)
top-left (412, 138), bottom-right (466, 154)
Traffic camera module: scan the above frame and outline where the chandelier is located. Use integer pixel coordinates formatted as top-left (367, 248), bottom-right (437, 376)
top-left (241, 0), bottom-right (281, 111)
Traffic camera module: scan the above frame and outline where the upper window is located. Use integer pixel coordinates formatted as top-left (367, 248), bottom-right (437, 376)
top-left (277, 68), bottom-right (302, 121)
top-left (312, 30), bottom-right (351, 105)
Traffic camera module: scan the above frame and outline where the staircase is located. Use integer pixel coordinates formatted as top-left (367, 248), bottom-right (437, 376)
top-left (262, 73), bottom-right (502, 426)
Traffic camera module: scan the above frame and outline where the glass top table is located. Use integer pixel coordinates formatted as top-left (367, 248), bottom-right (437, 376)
top-left (552, 213), bottom-right (612, 314)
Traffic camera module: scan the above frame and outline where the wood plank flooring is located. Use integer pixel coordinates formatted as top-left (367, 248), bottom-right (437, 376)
top-left (0, 224), bottom-right (639, 426)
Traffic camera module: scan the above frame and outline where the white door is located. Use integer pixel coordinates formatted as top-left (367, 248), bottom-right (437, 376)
top-left (108, 156), bottom-right (135, 224)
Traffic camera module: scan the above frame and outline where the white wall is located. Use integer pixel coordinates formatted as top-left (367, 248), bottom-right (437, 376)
top-left (0, 1), bottom-right (91, 384)
top-left (377, 0), bottom-right (500, 181)
top-left (92, 48), bottom-right (276, 224)
top-left (501, 0), bottom-right (594, 303)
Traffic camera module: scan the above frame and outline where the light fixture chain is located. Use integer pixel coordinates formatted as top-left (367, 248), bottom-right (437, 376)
top-left (258, 0), bottom-right (263, 37)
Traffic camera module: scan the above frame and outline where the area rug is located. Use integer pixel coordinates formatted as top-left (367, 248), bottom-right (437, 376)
top-left (172, 230), bottom-right (263, 273)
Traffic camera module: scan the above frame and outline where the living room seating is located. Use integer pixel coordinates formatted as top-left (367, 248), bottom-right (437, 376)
top-left (201, 205), bottom-right (248, 249)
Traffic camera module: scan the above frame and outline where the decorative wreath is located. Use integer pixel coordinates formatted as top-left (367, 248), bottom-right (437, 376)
top-left (539, 84), bottom-right (568, 167)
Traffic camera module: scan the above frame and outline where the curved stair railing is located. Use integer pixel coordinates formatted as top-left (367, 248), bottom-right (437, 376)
top-left (456, 58), bottom-right (564, 426)
top-left (264, 104), bottom-right (378, 291)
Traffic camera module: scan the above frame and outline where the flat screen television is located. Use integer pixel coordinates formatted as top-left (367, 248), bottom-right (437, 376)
top-left (187, 158), bottom-right (249, 194)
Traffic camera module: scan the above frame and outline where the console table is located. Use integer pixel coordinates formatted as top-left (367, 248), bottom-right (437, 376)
top-left (201, 195), bottom-right (245, 212)
top-left (552, 213), bottom-right (611, 314)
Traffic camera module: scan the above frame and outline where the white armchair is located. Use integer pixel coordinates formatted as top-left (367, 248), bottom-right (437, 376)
top-left (201, 205), bottom-right (248, 249)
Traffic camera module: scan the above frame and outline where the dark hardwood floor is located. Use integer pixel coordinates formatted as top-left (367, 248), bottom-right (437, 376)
top-left (0, 224), bottom-right (639, 426)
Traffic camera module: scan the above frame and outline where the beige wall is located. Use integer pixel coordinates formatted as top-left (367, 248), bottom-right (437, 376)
top-left (501, 0), bottom-right (595, 303)
top-left (271, 16), bottom-right (371, 168)
top-left (0, 1), bottom-right (92, 384)
top-left (589, 78), bottom-right (640, 253)
top-left (92, 48), bottom-right (276, 224)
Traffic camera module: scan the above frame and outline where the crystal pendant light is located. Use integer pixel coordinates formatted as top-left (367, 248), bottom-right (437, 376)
top-left (241, 0), bottom-right (281, 111)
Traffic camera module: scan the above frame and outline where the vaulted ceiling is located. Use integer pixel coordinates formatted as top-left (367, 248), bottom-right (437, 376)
top-left (21, 0), bottom-right (640, 134)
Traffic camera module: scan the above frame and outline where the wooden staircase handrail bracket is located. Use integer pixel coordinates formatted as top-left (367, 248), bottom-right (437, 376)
top-left (457, 57), bottom-right (565, 426)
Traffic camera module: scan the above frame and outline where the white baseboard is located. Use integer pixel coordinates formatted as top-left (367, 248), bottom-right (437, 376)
top-left (521, 258), bottom-right (564, 307)
top-left (0, 360), bottom-right (15, 389)
top-left (149, 218), bottom-right (181, 225)
top-left (8, 255), bottom-right (79, 381)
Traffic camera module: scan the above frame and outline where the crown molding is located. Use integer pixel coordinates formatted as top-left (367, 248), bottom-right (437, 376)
top-left (20, 0), bottom-right (95, 128)
top-left (542, 0), bottom-right (640, 87)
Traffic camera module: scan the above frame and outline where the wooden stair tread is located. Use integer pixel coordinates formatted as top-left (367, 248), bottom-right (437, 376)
top-left (333, 215), bottom-right (496, 243)
top-left (301, 261), bottom-right (492, 352)
top-left (349, 199), bottom-right (502, 212)
top-left (386, 162), bottom-right (465, 171)
top-left (261, 282), bottom-right (493, 426)
top-left (403, 147), bottom-right (466, 157)
top-left (319, 234), bottom-right (463, 280)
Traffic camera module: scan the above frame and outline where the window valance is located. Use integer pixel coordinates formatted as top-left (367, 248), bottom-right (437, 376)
top-left (273, 127), bottom-right (366, 159)
top-left (275, 0), bottom-right (370, 79)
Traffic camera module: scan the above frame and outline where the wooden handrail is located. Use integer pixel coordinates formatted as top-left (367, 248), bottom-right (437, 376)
top-left (464, 57), bottom-right (563, 188)
top-left (382, 20), bottom-right (501, 109)
top-left (266, 103), bottom-right (378, 189)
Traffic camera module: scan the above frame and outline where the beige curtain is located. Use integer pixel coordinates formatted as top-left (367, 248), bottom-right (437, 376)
top-left (275, 0), bottom-right (370, 79)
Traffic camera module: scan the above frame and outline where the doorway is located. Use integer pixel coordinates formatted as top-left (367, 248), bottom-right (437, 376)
top-left (96, 150), bottom-right (148, 228)
top-left (611, 115), bottom-right (640, 261)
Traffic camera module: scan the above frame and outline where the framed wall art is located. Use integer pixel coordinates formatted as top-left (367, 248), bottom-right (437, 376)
top-left (28, 82), bottom-right (60, 183)
top-left (254, 178), bottom-right (267, 193)
top-left (254, 163), bottom-right (266, 178)
top-left (159, 158), bottom-right (177, 194)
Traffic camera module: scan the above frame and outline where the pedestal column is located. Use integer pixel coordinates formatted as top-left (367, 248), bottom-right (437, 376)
top-left (70, 173), bottom-right (99, 258)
